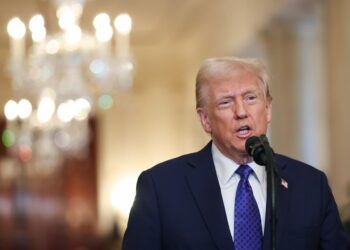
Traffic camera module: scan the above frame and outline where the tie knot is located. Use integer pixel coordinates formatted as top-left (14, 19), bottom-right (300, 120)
top-left (236, 164), bottom-right (253, 181)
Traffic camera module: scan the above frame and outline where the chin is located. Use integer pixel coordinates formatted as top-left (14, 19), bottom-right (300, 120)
top-left (232, 145), bottom-right (246, 154)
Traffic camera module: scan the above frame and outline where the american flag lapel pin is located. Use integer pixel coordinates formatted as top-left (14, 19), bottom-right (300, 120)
top-left (281, 178), bottom-right (288, 189)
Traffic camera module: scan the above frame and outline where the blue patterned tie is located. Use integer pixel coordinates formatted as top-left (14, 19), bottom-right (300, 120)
top-left (234, 164), bottom-right (262, 250)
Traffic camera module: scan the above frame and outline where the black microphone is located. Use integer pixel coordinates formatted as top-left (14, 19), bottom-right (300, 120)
top-left (246, 134), bottom-right (278, 250)
top-left (245, 135), bottom-right (269, 166)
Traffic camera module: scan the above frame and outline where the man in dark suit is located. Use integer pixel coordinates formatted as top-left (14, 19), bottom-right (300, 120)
top-left (122, 57), bottom-right (350, 249)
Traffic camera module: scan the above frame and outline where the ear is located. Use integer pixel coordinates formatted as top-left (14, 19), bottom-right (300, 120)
top-left (266, 100), bottom-right (272, 123)
top-left (197, 107), bottom-right (212, 134)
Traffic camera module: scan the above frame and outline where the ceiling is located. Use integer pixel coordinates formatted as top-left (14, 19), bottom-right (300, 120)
top-left (0, 0), bottom-right (283, 49)
top-left (0, 0), bottom-right (285, 108)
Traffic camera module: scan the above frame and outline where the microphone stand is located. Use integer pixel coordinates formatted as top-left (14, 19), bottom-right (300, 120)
top-left (260, 135), bottom-right (278, 250)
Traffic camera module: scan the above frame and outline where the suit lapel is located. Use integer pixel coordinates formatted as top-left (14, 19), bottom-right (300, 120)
top-left (185, 142), bottom-right (234, 250)
top-left (185, 144), bottom-right (292, 250)
top-left (263, 156), bottom-right (291, 250)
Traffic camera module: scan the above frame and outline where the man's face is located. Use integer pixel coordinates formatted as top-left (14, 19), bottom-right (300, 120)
top-left (197, 69), bottom-right (272, 162)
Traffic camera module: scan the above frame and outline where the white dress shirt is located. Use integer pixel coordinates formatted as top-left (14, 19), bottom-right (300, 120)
top-left (212, 143), bottom-right (267, 239)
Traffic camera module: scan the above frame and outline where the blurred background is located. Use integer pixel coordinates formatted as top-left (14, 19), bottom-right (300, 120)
top-left (0, 0), bottom-right (349, 249)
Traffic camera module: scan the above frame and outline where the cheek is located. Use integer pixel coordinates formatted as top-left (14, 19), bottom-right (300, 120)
top-left (253, 108), bottom-right (271, 128)
top-left (266, 102), bottom-right (272, 122)
top-left (214, 112), bottom-right (233, 127)
top-left (258, 103), bottom-right (272, 120)
top-left (210, 113), bottom-right (232, 133)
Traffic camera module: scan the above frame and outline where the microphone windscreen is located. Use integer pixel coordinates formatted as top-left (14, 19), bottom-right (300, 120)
top-left (245, 136), bottom-right (261, 156)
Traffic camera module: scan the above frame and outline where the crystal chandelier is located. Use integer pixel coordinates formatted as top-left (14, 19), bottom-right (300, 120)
top-left (3, 0), bottom-right (134, 170)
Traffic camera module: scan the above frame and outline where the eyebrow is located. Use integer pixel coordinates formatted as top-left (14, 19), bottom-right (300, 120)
top-left (243, 89), bottom-right (260, 95)
top-left (218, 88), bottom-right (259, 98)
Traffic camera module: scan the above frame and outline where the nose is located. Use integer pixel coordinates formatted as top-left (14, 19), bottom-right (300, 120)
top-left (234, 99), bottom-right (248, 119)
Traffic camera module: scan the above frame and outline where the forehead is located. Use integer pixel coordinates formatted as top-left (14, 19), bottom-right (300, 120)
top-left (206, 70), bottom-right (263, 95)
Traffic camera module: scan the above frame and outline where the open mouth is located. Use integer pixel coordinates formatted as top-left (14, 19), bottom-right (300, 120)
top-left (237, 125), bottom-right (251, 136)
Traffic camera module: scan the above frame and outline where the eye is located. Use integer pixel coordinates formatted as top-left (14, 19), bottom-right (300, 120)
top-left (245, 94), bottom-right (258, 103)
top-left (217, 99), bottom-right (232, 108)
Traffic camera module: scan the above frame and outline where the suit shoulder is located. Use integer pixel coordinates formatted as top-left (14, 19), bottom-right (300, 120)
top-left (275, 153), bottom-right (325, 177)
top-left (144, 151), bottom-right (198, 176)
top-left (140, 142), bottom-right (212, 181)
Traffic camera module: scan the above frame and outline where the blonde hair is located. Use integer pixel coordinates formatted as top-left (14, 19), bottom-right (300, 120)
top-left (195, 57), bottom-right (272, 108)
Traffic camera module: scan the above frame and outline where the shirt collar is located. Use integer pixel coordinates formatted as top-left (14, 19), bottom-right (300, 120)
top-left (212, 143), bottom-right (266, 186)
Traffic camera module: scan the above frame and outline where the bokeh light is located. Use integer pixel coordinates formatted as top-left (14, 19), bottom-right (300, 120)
top-left (114, 14), bottom-right (132, 34)
top-left (98, 95), bottom-right (113, 110)
top-left (93, 13), bottom-right (111, 29)
top-left (4, 100), bottom-right (18, 121)
top-left (7, 17), bottom-right (26, 39)
top-left (2, 129), bottom-right (15, 148)
top-left (110, 175), bottom-right (137, 218)
top-left (18, 145), bottom-right (32, 162)
top-left (57, 100), bottom-right (75, 122)
top-left (18, 99), bottom-right (32, 119)
top-left (74, 98), bottom-right (91, 120)
top-left (37, 96), bottom-right (56, 123)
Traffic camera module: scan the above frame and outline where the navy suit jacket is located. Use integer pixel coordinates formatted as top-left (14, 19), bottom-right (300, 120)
top-left (122, 142), bottom-right (350, 249)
